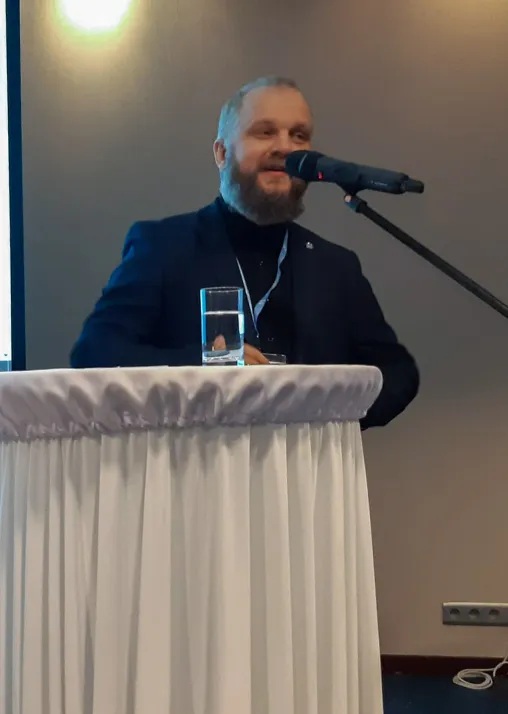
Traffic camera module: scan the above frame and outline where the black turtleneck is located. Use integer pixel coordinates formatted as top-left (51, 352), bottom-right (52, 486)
top-left (216, 196), bottom-right (295, 361)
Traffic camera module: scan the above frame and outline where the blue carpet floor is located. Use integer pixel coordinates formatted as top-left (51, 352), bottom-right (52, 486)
top-left (383, 674), bottom-right (508, 713)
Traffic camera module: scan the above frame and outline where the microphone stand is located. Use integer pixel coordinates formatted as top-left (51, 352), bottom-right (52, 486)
top-left (343, 193), bottom-right (508, 321)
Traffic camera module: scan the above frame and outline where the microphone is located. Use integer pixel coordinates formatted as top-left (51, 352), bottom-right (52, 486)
top-left (285, 150), bottom-right (424, 195)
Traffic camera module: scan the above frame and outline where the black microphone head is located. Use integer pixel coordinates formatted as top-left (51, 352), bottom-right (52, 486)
top-left (285, 151), bottom-right (324, 181)
top-left (402, 178), bottom-right (425, 194)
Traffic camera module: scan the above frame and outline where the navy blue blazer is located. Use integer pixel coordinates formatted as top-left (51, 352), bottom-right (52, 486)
top-left (70, 201), bottom-right (419, 428)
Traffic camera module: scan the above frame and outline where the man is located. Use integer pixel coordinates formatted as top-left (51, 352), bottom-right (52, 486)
top-left (70, 76), bottom-right (419, 429)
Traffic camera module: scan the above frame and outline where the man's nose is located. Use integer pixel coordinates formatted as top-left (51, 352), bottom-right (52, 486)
top-left (271, 131), bottom-right (294, 155)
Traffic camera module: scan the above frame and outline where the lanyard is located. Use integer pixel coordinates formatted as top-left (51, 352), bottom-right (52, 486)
top-left (236, 230), bottom-right (289, 338)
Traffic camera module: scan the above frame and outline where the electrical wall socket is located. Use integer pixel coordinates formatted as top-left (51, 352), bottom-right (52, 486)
top-left (442, 602), bottom-right (508, 627)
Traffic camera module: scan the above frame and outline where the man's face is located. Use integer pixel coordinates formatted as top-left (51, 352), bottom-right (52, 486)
top-left (215, 86), bottom-right (313, 224)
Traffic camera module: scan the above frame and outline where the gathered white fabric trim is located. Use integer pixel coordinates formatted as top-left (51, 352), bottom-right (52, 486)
top-left (0, 365), bottom-right (382, 441)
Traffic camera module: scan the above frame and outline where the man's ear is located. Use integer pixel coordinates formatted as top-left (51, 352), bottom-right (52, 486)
top-left (213, 139), bottom-right (227, 169)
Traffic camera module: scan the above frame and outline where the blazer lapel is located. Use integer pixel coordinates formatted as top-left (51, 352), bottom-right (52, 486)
top-left (289, 224), bottom-right (320, 364)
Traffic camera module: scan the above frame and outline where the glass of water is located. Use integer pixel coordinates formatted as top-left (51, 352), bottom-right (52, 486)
top-left (200, 287), bottom-right (245, 366)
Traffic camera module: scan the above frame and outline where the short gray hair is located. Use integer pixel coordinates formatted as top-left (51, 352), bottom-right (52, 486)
top-left (217, 76), bottom-right (302, 144)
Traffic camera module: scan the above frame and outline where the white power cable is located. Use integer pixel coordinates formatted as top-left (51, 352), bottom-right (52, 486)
top-left (453, 651), bottom-right (508, 690)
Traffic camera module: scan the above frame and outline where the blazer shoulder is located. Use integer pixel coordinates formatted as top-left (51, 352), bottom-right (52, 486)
top-left (121, 208), bottom-right (201, 258)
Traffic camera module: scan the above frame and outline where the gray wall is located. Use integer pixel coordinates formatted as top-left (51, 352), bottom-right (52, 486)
top-left (21, 0), bottom-right (508, 655)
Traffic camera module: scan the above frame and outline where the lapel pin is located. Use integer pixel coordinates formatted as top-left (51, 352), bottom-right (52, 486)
top-left (306, 241), bottom-right (314, 250)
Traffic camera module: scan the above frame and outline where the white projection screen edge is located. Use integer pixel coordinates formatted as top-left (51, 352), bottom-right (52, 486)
top-left (1, 0), bottom-right (25, 372)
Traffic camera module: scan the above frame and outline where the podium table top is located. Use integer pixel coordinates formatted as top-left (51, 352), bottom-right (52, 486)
top-left (0, 364), bottom-right (382, 442)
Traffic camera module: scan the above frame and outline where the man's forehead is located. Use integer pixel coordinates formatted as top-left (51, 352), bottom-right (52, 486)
top-left (238, 86), bottom-right (313, 127)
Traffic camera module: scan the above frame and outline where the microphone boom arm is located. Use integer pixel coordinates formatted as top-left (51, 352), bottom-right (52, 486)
top-left (344, 193), bottom-right (508, 321)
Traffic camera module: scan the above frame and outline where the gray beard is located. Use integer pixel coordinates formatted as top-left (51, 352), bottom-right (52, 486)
top-left (220, 158), bottom-right (307, 226)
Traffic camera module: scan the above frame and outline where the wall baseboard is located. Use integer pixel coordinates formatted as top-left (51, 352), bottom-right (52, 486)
top-left (381, 655), bottom-right (507, 677)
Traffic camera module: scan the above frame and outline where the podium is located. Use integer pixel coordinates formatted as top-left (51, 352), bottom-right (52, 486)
top-left (0, 365), bottom-right (383, 714)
